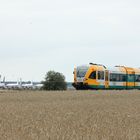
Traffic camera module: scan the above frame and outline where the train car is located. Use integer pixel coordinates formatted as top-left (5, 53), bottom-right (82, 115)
top-left (72, 63), bottom-right (140, 90)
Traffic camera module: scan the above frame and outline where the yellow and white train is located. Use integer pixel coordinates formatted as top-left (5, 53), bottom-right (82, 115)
top-left (72, 63), bottom-right (140, 90)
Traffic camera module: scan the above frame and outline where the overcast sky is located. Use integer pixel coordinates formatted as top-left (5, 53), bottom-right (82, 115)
top-left (0, 0), bottom-right (140, 82)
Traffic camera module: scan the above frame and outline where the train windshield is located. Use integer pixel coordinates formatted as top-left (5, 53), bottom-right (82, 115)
top-left (77, 67), bottom-right (89, 78)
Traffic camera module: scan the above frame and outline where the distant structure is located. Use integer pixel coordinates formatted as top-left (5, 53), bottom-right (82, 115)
top-left (0, 75), bottom-right (43, 90)
top-left (0, 76), bottom-right (6, 89)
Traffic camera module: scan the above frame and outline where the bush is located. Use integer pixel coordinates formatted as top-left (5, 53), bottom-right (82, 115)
top-left (42, 71), bottom-right (67, 90)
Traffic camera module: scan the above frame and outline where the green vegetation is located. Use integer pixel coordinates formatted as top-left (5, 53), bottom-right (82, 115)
top-left (42, 71), bottom-right (67, 90)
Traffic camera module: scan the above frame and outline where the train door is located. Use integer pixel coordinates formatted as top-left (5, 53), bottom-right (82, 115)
top-left (127, 72), bottom-right (135, 89)
top-left (105, 70), bottom-right (109, 88)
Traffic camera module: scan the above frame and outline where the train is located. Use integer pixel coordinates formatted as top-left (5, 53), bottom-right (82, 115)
top-left (72, 63), bottom-right (140, 90)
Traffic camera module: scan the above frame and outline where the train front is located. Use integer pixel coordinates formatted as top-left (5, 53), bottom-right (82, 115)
top-left (72, 65), bottom-right (89, 90)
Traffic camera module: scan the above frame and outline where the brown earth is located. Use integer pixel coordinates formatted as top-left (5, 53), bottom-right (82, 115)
top-left (0, 90), bottom-right (140, 140)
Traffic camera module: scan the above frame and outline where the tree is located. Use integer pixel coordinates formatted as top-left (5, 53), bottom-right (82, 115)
top-left (42, 71), bottom-right (67, 90)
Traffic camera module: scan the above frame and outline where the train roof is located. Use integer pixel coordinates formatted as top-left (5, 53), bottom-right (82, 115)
top-left (133, 68), bottom-right (140, 74)
top-left (108, 66), bottom-right (140, 74)
top-left (108, 66), bottom-right (126, 73)
top-left (76, 65), bottom-right (89, 69)
top-left (77, 63), bottom-right (140, 74)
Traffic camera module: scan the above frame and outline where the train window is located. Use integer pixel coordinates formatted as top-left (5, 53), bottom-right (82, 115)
top-left (120, 74), bottom-right (126, 82)
top-left (89, 71), bottom-right (96, 79)
top-left (119, 75), bottom-right (123, 81)
top-left (135, 75), bottom-right (140, 82)
top-left (122, 75), bottom-right (126, 81)
top-left (98, 71), bottom-right (104, 80)
top-left (127, 74), bottom-right (135, 82)
top-left (110, 74), bottom-right (117, 81)
top-left (77, 69), bottom-right (88, 77)
top-left (110, 74), bottom-right (126, 82)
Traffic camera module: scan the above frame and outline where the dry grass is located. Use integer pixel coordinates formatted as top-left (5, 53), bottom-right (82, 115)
top-left (0, 90), bottom-right (140, 140)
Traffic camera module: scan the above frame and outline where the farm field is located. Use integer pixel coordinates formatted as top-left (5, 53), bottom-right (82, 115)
top-left (0, 90), bottom-right (140, 140)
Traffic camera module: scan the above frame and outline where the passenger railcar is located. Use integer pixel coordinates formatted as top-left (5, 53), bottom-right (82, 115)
top-left (72, 63), bottom-right (140, 90)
